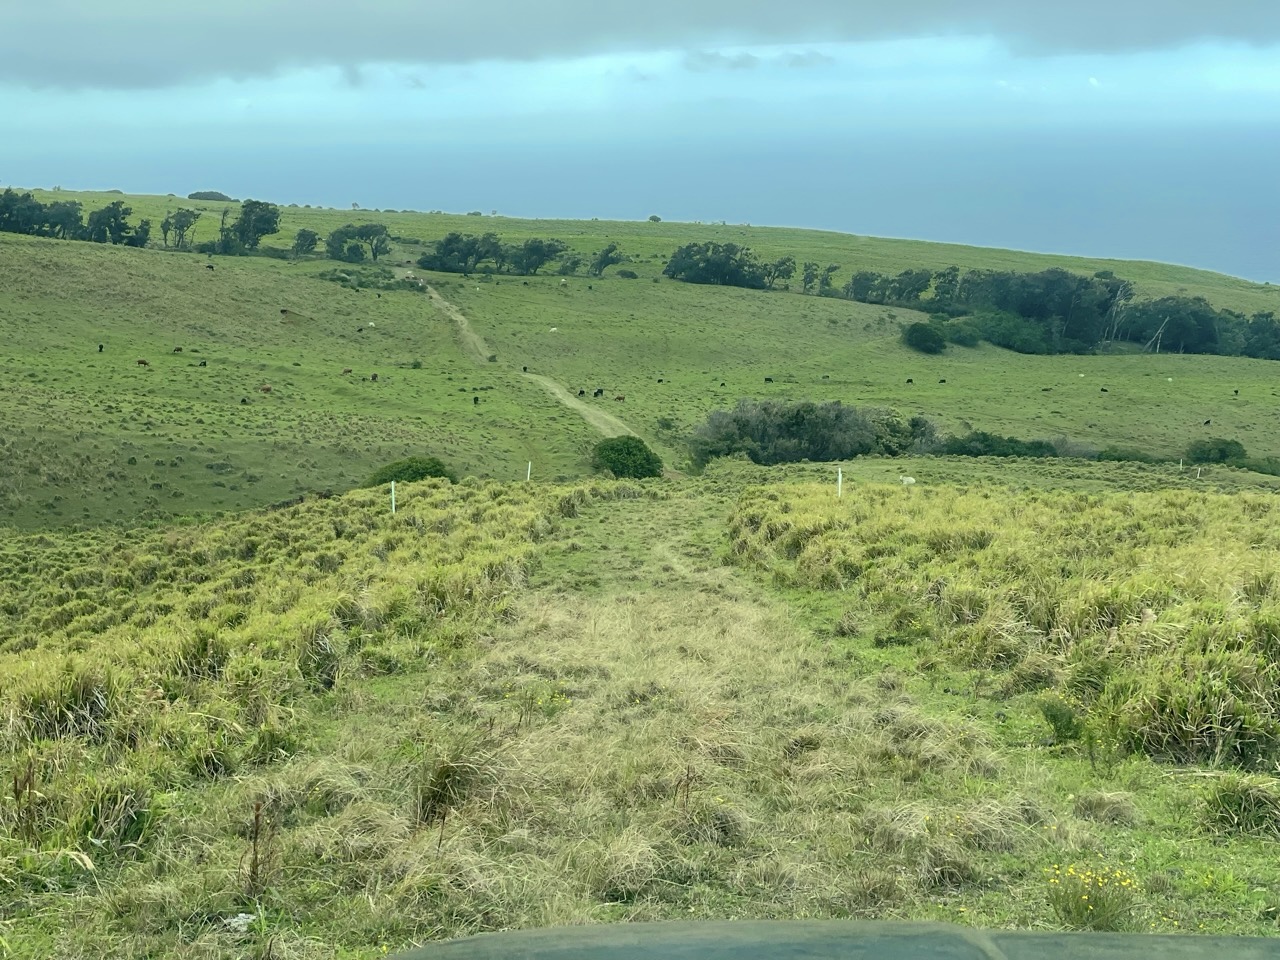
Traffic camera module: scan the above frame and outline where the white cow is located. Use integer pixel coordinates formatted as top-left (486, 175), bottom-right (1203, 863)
top-left (900, 476), bottom-right (916, 486)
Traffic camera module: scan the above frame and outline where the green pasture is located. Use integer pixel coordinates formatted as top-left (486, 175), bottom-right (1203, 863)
top-left (0, 234), bottom-right (600, 529)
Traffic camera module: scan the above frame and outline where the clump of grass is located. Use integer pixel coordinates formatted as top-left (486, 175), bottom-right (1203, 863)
top-left (1200, 773), bottom-right (1280, 839)
top-left (1044, 862), bottom-right (1140, 931)
top-left (411, 737), bottom-right (497, 825)
top-left (1039, 693), bottom-right (1085, 744)
top-left (1073, 791), bottom-right (1139, 826)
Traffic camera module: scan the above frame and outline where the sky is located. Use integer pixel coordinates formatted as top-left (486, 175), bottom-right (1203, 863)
top-left (1, 2), bottom-right (1277, 281)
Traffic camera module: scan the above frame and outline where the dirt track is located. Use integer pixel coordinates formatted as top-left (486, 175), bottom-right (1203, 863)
top-left (427, 285), bottom-right (636, 439)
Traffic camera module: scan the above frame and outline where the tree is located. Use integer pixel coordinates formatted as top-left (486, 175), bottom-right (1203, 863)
top-left (663, 242), bottom-right (766, 288)
top-left (801, 261), bottom-right (819, 294)
top-left (843, 271), bottom-right (884, 303)
top-left (84, 201), bottom-right (133, 244)
top-left (169, 208), bottom-right (201, 250)
top-left (232, 199), bottom-right (282, 249)
top-left (589, 242), bottom-right (625, 277)
top-left (343, 241), bottom-right (366, 262)
top-left (44, 201), bottom-right (83, 239)
top-left (325, 225), bottom-right (364, 262)
top-left (292, 229), bottom-right (319, 258)
top-left (188, 191), bottom-right (235, 201)
top-left (648, 215), bottom-right (662, 223)
top-left (889, 268), bottom-right (933, 303)
top-left (1186, 438), bottom-right (1247, 464)
top-left (761, 256), bottom-right (796, 290)
top-left (557, 252), bottom-right (585, 275)
top-left (510, 238), bottom-right (567, 275)
top-left (124, 219), bottom-right (152, 248)
top-left (818, 264), bottom-right (841, 294)
top-left (355, 223), bottom-right (391, 261)
top-left (902, 322), bottom-right (947, 354)
top-left (591, 436), bottom-right (664, 479)
top-left (365, 456), bottom-right (457, 486)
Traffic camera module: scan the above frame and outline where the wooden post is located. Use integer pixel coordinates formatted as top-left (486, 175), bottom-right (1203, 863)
top-left (390, 481), bottom-right (396, 514)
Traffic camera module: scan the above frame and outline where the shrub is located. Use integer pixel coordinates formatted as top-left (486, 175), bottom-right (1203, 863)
top-left (616, 269), bottom-right (639, 279)
top-left (365, 456), bottom-right (457, 487)
top-left (1201, 773), bottom-right (1280, 838)
top-left (1186, 438), bottom-right (1247, 464)
top-left (1045, 863), bottom-right (1139, 931)
top-left (1039, 694), bottom-right (1084, 743)
top-left (902, 322), bottom-right (946, 354)
top-left (592, 436), bottom-right (663, 479)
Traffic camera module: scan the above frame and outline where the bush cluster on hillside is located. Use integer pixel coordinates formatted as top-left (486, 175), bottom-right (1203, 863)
top-left (365, 456), bottom-right (457, 487)
top-left (415, 232), bottom-right (633, 278)
top-left (592, 436), bottom-right (664, 479)
top-left (690, 400), bottom-right (936, 468)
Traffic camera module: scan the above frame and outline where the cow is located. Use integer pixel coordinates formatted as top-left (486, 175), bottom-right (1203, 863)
top-left (720, 382), bottom-right (726, 387)
top-left (371, 373), bottom-right (379, 382)
top-left (615, 395), bottom-right (625, 401)
top-left (98, 344), bottom-right (104, 353)
top-left (939, 379), bottom-right (947, 384)
top-left (578, 389), bottom-right (586, 397)
top-left (136, 359), bottom-right (150, 366)
top-left (473, 396), bottom-right (480, 406)
top-left (1203, 419), bottom-right (1211, 426)
top-left (594, 388), bottom-right (604, 398)
top-left (241, 398), bottom-right (248, 404)
top-left (1100, 387), bottom-right (1108, 393)
top-left (523, 366), bottom-right (528, 372)
top-left (206, 264), bottom-right (215, 271)
top-left (822, 375), bottom-right (829, 380)
top-left (764, 377), bottom-right (774, 383)
top-left (259, 385), bottom-right (272, 394)
top-left (657, 378), bottom-right (664, 383)
top-left (906, 378), bottom-right (913, 384)
top-left (357, 327), bottom-right (364, 333)
top-left (342, 367), bottom-right (353, 374)
top-left (173, 347), bottom-right (183, 353)
top-left (1041, 387), bottom-right (1051, 392)
top-left (1234, 389), bottom-right (1240, 396)
top-left (198, 360), bottom-right (207, 367)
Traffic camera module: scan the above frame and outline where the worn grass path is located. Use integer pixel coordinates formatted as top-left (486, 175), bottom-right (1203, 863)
top-left (427, 284), bottom-right (636, 439)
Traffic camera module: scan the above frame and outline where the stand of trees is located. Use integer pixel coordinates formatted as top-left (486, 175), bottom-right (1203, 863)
top-left (413, 232), bottom-right (627, 277)
top-left (0, 190), bottom-right (150, 247)
top-left (662, 242), bottom-right (795, 289)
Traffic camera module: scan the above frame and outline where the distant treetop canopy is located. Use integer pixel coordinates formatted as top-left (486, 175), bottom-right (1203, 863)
top-left (187, 191), bottom-right (236, 202)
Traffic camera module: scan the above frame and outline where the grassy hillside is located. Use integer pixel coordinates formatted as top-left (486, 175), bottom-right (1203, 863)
top-left (5, 190), bottom-right (1280, 531)
top-left (4, 470), bottom-right (1280, 958)
top-left (0, 234), bottom-right (603, 529)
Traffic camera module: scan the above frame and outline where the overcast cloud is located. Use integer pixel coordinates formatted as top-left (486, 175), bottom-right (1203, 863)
top-left (3, 0), bottom-right (1279, 89)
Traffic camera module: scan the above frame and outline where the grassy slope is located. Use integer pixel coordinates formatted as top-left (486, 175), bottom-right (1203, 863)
top-left (0, 234), bottom-right (601, 529)
top-left (4, 469), bottom-right (1280, 958)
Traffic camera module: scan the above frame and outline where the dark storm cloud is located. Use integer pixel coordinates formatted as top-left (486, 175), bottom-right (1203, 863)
top-left (5, 0), bottom-right (1278, 89)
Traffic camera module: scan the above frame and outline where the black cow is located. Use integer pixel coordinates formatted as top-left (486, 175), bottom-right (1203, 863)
top-left (1100, 387), bottom-right (1108, 393)
top-left (173, 347), bottom-right (183, 353)
top-left (357, 327), bottom-right (364, 333)
top-left (1204, 419), bottom-right (1211, 426)
top-left (578, 389), bottom-right (586, 397)
top-left (1234, 389), bottom-right (1240, 395)
top-left (523, 366), bottom-right (528, 372)
top-left (206, 264), bottom-right (215, 271)
top-left (657, 378), bottom-right (664, 383)
top-left (906, 378), bottom-right (913, 384)
top-left (98, 343), bottom-right (104, 353)
top-left (939, 379), bottom-right (947, 384)
top-left (764, 377), bottom-right (774, 383)
top-left (593, 388), bottom-right (604, 398)
top-left (720, 382), bottom-right (726, 387)
top-left (473, 396), bottom-right (480, 406)
top-left (198, 360), bottom-right (207, 367)
top-left (240, 397), bottom-right (248, 404)
top-left (822, 375), bottom-right (829, 380)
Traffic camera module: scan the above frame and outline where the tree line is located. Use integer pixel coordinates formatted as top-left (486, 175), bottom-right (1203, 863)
top-left (413, 232), bottom-right (631, 277)
top-left (0, 189), bottom-right (286, 257)
top-left (689, 398), bottom-right (1280, 478)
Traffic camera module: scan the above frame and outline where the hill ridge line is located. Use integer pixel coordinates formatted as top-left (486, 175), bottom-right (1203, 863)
top-left (426, 284), bottom-right (637, 440)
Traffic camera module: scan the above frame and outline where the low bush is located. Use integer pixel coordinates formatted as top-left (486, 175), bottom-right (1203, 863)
top-left (902, 322), bottom-right (946, 354)
top-left (592, 436), bottom-right (663, 479)
top-left (365, 456), bottom-right (457, 487)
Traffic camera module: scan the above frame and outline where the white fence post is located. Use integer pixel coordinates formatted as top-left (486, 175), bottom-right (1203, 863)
top-left (527, 461), bottom-right (532, 482)
top-left (390, 481), bottom-right (396, 514)
top-left (837, 468), bottom-right (843, 499)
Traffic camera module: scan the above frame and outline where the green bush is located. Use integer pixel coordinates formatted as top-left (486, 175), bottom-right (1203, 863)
top-left (365, 456), bottom-right (457, 487)
top-left (902, 322), bottom-right (947, 354)
top-left (592, 436), bottom-right (664, 479)
top-left (1186, 438), bottom-right (1247, 464)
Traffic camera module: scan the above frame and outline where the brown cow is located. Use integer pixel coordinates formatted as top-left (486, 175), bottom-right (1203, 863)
top-left (342, 367), bottom-right (353, 374)
top-left (173, 347), bottom-right (183, 353)
top-left (259, 384), bottom-right (272, 394)
top-left (615, 395), bottom-right (625, 401)
top-left (136, 359), bottom-right (150, 366)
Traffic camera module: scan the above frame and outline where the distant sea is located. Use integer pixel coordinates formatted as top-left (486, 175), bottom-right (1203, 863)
top-left (11, 123), bottom-right (1277, 284)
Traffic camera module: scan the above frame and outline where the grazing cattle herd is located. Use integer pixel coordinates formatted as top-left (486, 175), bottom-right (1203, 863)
top-left (101, 266), bottom-right (1239, 433)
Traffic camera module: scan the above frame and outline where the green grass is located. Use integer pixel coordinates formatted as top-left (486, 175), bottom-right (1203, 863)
top-left (5, 189), bottom-right (1280, 954)
top-left (0, 233), bottom-right (601, 529)
top-left (5, 190), bottom-right (1280, 529)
